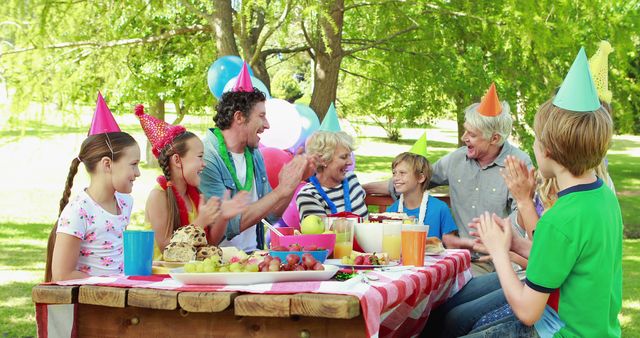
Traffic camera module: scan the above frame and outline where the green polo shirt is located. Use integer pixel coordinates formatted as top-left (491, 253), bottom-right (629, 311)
top-left (526, 178), bottom-right (623, 337)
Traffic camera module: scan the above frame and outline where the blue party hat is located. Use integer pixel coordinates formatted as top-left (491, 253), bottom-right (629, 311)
top-left (553, 47), bottom-right (601, 112)
top-left (319, 102), bottom-right (341, 132)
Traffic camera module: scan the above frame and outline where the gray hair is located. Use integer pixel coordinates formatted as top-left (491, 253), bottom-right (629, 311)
top-left (305, 131), bottom-right (354, 172)
top-left (464, 101), bottom-right (513, 145)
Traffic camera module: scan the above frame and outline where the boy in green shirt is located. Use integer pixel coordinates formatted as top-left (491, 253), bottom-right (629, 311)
top-left (469, 47), bottom-right (622, 337)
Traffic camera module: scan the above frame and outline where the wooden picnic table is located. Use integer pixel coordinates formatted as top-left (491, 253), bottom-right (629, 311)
top-left (33, 249), bottom-right (472, 338)
top-left (33, 285), bottom-right (364, 337)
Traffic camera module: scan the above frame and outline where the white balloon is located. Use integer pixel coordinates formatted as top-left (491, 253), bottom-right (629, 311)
top-left (261, 99), bottom-right (302, 149)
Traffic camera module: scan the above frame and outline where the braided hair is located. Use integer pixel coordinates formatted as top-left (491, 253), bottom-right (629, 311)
top-left (156, 131), bottom-right (199, 239)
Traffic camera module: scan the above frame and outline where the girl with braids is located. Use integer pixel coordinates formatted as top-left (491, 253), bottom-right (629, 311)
top-left (135, 105), bottom-right (248, 259)
top-left (46, 95), bottom-right (141, 282)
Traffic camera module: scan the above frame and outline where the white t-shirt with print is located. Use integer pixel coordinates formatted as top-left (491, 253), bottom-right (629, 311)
top-left (218, 151), bottom-right (259, 252)
top-left (56, 189), bottom-right (133, 276)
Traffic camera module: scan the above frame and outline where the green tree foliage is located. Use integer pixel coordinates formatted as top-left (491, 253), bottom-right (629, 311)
top-left (1, 0), bottom-right (638, 149)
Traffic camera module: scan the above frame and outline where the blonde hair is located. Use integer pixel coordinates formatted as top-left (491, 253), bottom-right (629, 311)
top-left (464, 101), bottom-right (513, 145)
top-left (305, 131), bottom-right (354, 172)
top-left (392, 152), bottom-right (432, 192)
top-left (534, 99), bottom-right (612, 176)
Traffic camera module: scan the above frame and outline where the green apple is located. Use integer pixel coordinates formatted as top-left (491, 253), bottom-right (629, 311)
top-left (301, 215), bottom-right (325, 234)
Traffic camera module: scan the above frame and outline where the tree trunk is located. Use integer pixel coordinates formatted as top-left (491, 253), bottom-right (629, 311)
top-left (309, 0), bottom-right (345, 122)
top-left (213, 0), bottom-right (240, 56)
top-left (251, 56), bottom-right (271, 91)
top-left (146, 98), bottom-right (165, 167)
top-left (455, 91), bottom-right (465, 147)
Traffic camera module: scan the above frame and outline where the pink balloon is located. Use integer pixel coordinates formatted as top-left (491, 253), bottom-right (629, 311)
top-left (281, 182), bottom-right (307, 229)
top-left (259, 147), bottom-right (294, 189)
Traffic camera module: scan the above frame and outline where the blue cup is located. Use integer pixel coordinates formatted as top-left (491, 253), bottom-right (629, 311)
top-left (123, 230), bottom-right (154, 276)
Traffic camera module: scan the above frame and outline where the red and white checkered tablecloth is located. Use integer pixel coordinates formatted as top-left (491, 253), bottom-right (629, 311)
top-left (36, 249), bottom-right (472, 338)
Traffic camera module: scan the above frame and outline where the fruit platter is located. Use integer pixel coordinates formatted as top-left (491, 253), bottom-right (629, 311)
top-left (325, 251), bottom-right (399, 269)
top-left (169, 250), bottom-right (338, 285)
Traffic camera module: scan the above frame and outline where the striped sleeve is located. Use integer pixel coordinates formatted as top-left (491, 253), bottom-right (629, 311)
top-left (296, 184), bottom-right (331, 221)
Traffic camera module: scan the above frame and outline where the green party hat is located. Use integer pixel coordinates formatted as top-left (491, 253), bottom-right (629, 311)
top-left (553, 47), bottom-right (601, 112)
top-left (319, 102), bottom-right (341, 132)
top-left (409, 132), bottom-right (427, 157)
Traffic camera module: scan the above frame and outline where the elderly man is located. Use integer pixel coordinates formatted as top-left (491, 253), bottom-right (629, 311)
top-left (200, 64), bottom-right (313, 252)
top-left (364, 83), bottom-right (531, 275)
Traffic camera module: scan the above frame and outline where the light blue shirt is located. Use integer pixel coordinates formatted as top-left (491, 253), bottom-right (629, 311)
top-left (387, 195), bottom-right (458, 239)
top-left (199, 128), bottom-right (278, 249)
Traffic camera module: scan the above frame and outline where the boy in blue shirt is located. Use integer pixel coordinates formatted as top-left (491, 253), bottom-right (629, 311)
top-left (386, 152), bottom-right (461, 246)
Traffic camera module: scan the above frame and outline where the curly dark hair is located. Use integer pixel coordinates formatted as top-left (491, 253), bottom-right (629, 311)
top-left (214, 89), bottom-right (267, 130)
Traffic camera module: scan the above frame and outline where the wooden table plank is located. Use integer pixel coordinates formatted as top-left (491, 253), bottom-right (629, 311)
top-left (128, 288), bottom-right (178, 310)
top-left (76, 304), bottom-right (367, 337)
top-left (79, 285), bottom-right (127, 308)
top-left (32, 285), bottom-right (78, 304)
top-left (291, 293), bottom-right (360, 319)
top-left (234, 294), bottom-right (292, 317)
top-left (178, 292), bottom-right (237, 313)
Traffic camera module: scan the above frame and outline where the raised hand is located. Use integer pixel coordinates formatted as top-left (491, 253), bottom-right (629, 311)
top-left (220, 190), bottom-right (250, 220)
top-left (277, 154), bottom-right (310, 192)
top-left (477, 212), bottom-right (512, 256)
top-left (194, 194), bottom-right (221, 229)
top-left (500, 155), bottom-right (536, 203)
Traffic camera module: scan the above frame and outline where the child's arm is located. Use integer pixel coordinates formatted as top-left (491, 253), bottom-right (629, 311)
top-left (501, 155), bottom-right (538, 237)
top-left (145, 189), bottom-right (172, 251)
top-left (478, 212), bottom-right (549, 325)
top-left (51, 234), bottom-right (90, 282)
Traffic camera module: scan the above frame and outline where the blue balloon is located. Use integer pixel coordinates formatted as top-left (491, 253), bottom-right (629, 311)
top-left (223, 76), bottom-right (271, 99)
top-left (207, 56), bottom-right (255, 99)
top-left (289, 104), bottom-right (320, 153)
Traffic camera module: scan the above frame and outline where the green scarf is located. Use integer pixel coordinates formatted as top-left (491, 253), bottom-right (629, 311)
top-left (212, 128), bottom-right (254, 192)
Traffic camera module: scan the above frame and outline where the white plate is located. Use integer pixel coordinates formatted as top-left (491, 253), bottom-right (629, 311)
top-left (154, 260), bottom-right (189, 268)
top-left (324, 259), bottom-right (400, 269)
top-left (169, 264), bottom-right (339, 285)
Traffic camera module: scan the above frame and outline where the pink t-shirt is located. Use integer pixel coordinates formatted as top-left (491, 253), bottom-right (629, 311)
top-left (56, 189), bottom-right (133, 276)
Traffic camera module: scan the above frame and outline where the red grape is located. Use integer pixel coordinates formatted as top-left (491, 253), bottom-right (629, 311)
top-left (289, 243), bottom-right (303, 251)
top-left (312, 262), bottom-right (324, 270)
top-left (354, 255), bottom-right (365, 265)
top-left (286, 254), bottom-right (300, 265)
top-left (303, 244), bottom-right (318, 251)
top-left (272, 245), bottom-right (288, 252)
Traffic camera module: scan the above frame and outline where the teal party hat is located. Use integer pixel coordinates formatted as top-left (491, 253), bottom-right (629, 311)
top-left (319, 102), bottom-right (341, 132)
top-left (553, 47), bottom-right (601, 112)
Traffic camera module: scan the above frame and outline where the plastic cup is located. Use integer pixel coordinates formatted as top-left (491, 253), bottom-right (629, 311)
top-left (331, 218), bottom-right (355, 259)
top-left (382, 221), bottom-right (402, 260)
top-left (123, 230), bottom-right (154, 276)
top-left (401, 225), bottom-right (429, 267)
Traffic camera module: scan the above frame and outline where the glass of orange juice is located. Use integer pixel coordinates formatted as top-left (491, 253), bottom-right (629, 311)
top-left (331, 218), bottom-right (354, 259)
top-left (382, 221), bottom-right (402, 260)
top-left (401, 224), bottom-right (429, 266)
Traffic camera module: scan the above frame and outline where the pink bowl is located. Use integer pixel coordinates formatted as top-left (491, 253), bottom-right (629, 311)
top-left (276, 233), bottom-right (337, 256)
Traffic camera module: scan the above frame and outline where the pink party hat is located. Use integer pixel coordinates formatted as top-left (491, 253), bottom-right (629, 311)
top-left (88, 92), bottom-right (121, 135)
top-left (232, 62), bottom-right (254, 92)
top-left (134, 104), bottom-right (186, 158)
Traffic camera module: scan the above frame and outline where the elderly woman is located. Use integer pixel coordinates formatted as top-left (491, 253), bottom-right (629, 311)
top-left (296, 131), bottom-right (368, 220)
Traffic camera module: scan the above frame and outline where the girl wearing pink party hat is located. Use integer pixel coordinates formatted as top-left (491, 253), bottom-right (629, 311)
top-left (46, 92), bottom-right (141, 282)
top-left (135, 105), bottom-right (249, 259)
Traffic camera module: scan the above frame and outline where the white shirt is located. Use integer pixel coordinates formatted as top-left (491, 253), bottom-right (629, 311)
top-left (219, 151), bottom-right (259, 252)
top-left (56, 189), bottom-right (133, 276)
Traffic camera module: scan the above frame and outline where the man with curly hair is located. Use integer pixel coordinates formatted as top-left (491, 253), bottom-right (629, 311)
top-left (200, 87), bottom-right (314, 252)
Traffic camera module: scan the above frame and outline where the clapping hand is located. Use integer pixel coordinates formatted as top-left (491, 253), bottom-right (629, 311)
top-left (476, 212), bottom-right (512, 256)
top-left (500, 155), bottom-right (536, 203)
top-left (194, 194), bottom-right (221, 228)
top-left (220, 190), bottom-right (250, 220)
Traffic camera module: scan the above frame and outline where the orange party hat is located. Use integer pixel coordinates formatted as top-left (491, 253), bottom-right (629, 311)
top-left (477, 83), bottom-right (502, 117)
